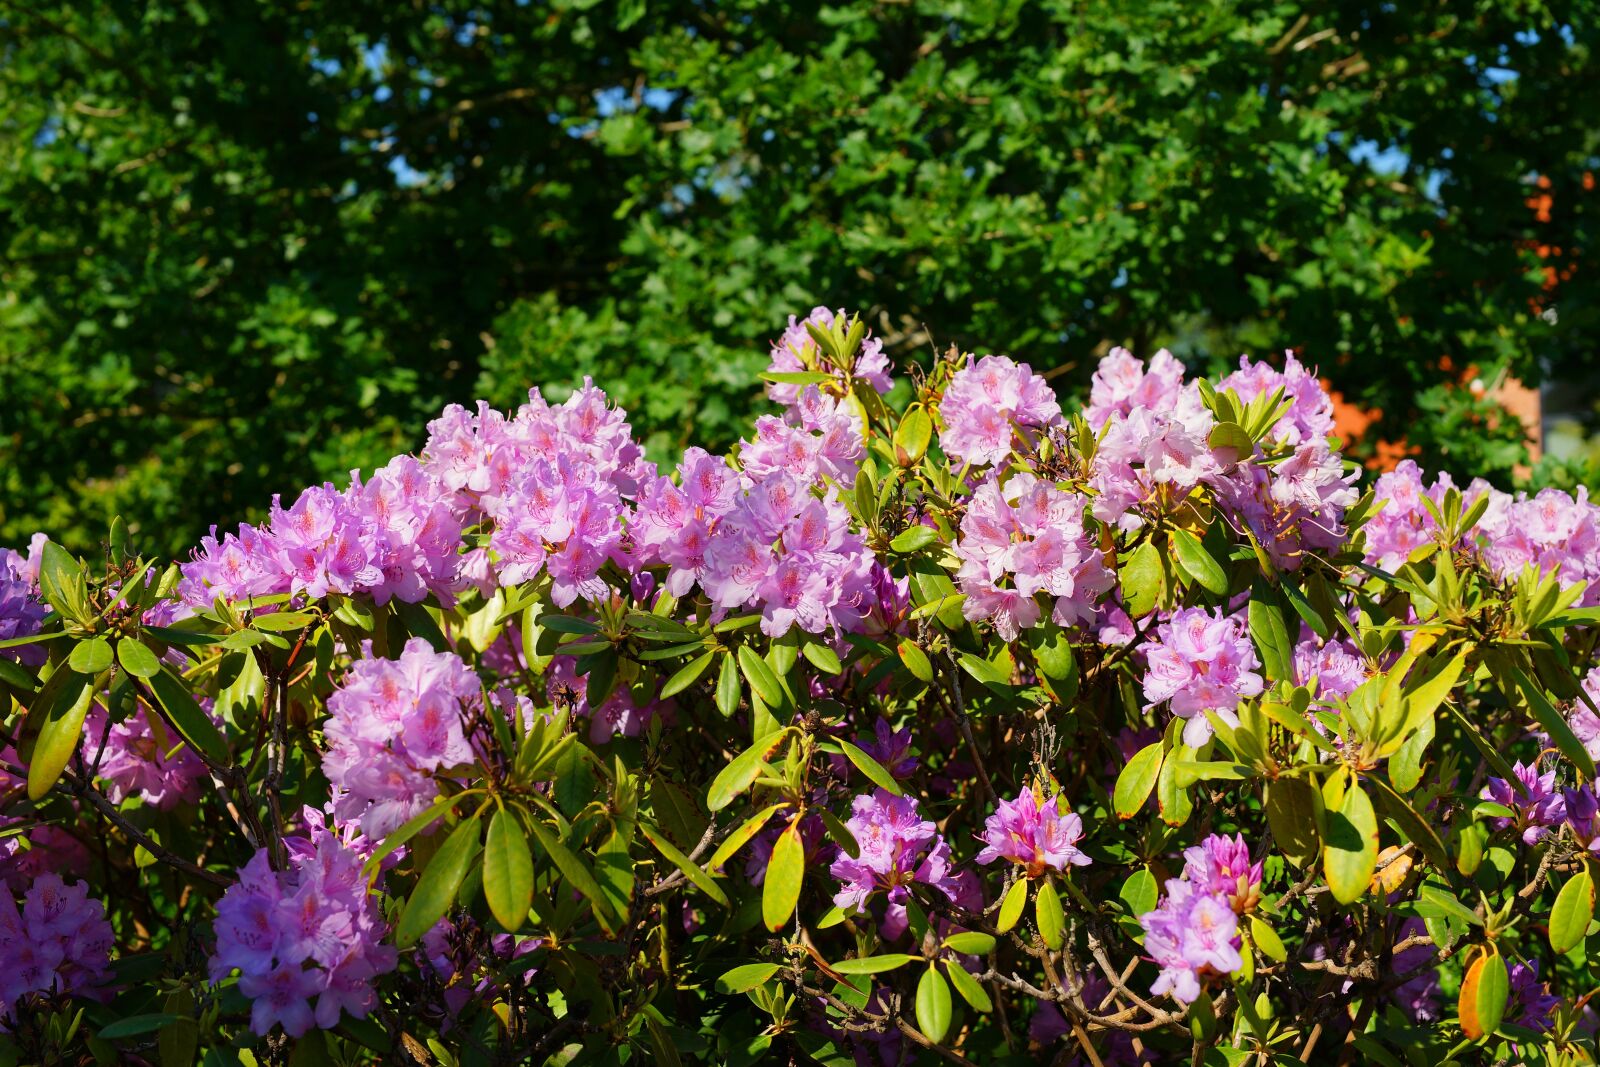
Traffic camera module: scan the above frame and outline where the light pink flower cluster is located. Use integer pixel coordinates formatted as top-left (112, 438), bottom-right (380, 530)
top-left (1141, 607), bottom-right (1264, 748)
top-left (1361, 460), bottom-right (1458, 571)
top-left (179, 454), bottom-right (464, 609)
top-left (1570, 666), bottom-right (1600, 760)
top-left (323, 639), bottom-right (480, 838)
top-left (1216, 352), bottom-right (1335, 448)
top-left (1087, 353), bottom-right (1219, 532)
top-left (1476, 485), bottom-right (1600, 607)
top-left (1213, 440), bottom-right (1357, 569)
top-left (0, 875), bottom-right (115, 1025)
top-left (830, 790), bottom-right (969, 940)
top-left (1138, 834), bottom-right (1259, 1004)
top-left (741, 387), bottom-right (864, 487)
top-left (1292, 635), bottom-right (1367, 704)
top-left (633, 414), bottom-right (877, 638)
top-left (975, 785), bottom-right (1091, 877)
top-left (938, 354), bottom-right (1061, 466)
top-left (210, 818), bottom-right (397, 1037)
top-left (954, 473), bottom-right (1113, 641)
top-left (765, 307), bottom-right (893, 409)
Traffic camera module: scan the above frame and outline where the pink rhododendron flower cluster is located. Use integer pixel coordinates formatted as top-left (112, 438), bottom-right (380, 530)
top-left (1293, 633), bottom-right (1368, 704)
top-left (210, 818), bottom-right (397, 1037)
top-left (954, 472), bottom-right (1112, 642)
top-left (1088, 357), bottom-right (1219, 533)
top-left (1477, 485), bottom-right (1600, 607)
top-left (1480, 760), bottom-right (1567, 846)
top-left (830, 790), bottom-right (970, 939)
top-left (975, 785), bottom-right (1091, 876)
top-left (0, 535), bottom-right (47, 666)
top-left (0, 875), bottom-right (115, 1026)
top-left (322, 638), bottom-right (481, 838)
top-left (85, 700), bottom-right (212, 810)
top-left (938, 354), bottom-right (1061, 466)
top-left (1141, 607), bottom-right (1265, 748)
top-left (1138, 833), bottom-right (1260, 1004)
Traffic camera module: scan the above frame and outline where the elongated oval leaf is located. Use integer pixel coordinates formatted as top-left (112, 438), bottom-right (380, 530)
top-left (526, 817), bottom-right (617, 932)
top-left (660, 650), bottom-right (715, 699)
top-left (1114, 742), bottom-right (1163, 819)
top-left (945, 958), bottom-right (993, 1012)
top-left (915, 966), bottom-right (953, 1043)
top-left (1550, 870), bottom-right (1595, 955)
top-left (1171, 528), bottom-right (1227, 595)
top-left (148, 666), bottom-right (230, 765)
top-left (1458, 947), bottom-right (1509, 1041)
top-left (395, 816), bottom-right (482, 947)
top-left (639, 821), bottom-right (729, 908)
top-left (715, 653), bottom-right (742, 717)
top-left (889, 526), bottom-right (938, 553)
top-left (715, 963), bottom-right (781, 994)
top-left (942, 931), bottom-right (995, 955)
top-left (707, 804), bottom-right (786, 872)
top-left (484, 808), bottom-right (535, 931)
top-left (1247, 582), bottom-right (1293, 684)
top-left (838, 740), bottom-right (904, 796)
top-left (1323, 781), bottom-right (1379, 905)
top-left (762, 822), bottom-right (804, 931)
top-left (27, 669), bottom-right (93, 800)
top-left (894, 406), bottom-right (933, 464)
top-left (1119, 540), bottom-right (1163, 618)
top-left (737, 646), bottom-right (782, 708)
top-left (1036, 879), bottom-right (1065, 950)
top-left (116, 639), bottom-right (162, 680)
top-left (707, 736), bottom-right (783, 813)
top-left (68, 638), bottom-right (113, 675)
top-left (1249, 917), bottom-right (1287, 962)
top-left (831, 953), bottom-right (919, 975)
top-left (802, 641), bottom-right (842, 676)
top-left (996, 877), bottom-right (1028, 934)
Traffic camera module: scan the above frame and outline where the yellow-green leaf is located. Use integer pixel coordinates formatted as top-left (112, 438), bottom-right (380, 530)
top-left (483, 808), bottom-right (534, 931)
top-left (762, 822), bottom-right (804, 931)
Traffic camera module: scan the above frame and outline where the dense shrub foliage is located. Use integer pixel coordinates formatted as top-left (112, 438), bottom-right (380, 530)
top-left (5, 310), bottom-right (1600, 1065)
top-left (5, 2), bottom-right (1597, 553)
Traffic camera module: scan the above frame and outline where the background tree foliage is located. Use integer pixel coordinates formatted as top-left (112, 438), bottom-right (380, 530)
top-left (1, 0), bottom-right (1594, 555)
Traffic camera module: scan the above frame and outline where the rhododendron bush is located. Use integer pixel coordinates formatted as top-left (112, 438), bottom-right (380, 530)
top-left (6, 310), bottom-right (1600, 1066)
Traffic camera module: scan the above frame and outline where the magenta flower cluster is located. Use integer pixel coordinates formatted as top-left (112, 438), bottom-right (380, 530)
top-left (1141, 607), bottom-right (1265, 748)
top-left (975, 785), bottom-right (1091, 877)
top-left (764, 307), bottom-right (893, 409)
top-left (210, 818), bottom-right (397, 1037)
top-left (1138, 834), bottom-right (1260, 1004)
top-left (954, 473), bottom-right (1113, 642)
top-left (938, 354), bottom-right (1060, 467)
top-left (1480, 760), bottom-right (1566, 846)
top-left (830, 790), bottom-right (970, 940)
top-left (322, 638), bottom-right (481, 838)
top-left (0, 875), bottom-right (115, 1026)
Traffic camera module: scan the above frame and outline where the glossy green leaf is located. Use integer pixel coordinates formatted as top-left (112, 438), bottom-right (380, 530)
top-left (762, 821), bottom-right (804, 931)
top-left (1120, 540), bottom-right (1163, 618)
top-left (737, 645), bottom-right (783, 708)
top-left (831, 953), bottom-right (919, 975)
top-left (942, 931), bottom-right (995, 955)
top-left (26, 668), bottom-right (92, 800)
top-left (715, 963), bottom-right (781, 994)
top-left (639, 821), bottom-right (729, 908)
top-left (395, 816), bottom-right (482, 947)
top-left (944, 958), bottom-right (992, 1012)
top-left (1550, 870), bottom-right (1594, 955)
top-left (660, 650), bottom-right (715, 699)
top-left (527, 817), bottom-right (617, 932)
top-left (484, 808), bottom-right (535, 931)
top-left (68, 637), bottom-right (113, 675)
top-left (837, 739), bottom-right (904, 796)
top-left (915, 966), bottom-right (953, 1044)
top-left (996, 877), bottom-right (1028, 934)
top-left (116, 639), bottom-right (162, 679)
top-left (148, 665), bottom-right (230, 765)
top-left (1035, 878), bottom-right (1065, 950)
top-left (1113, 742), bottom-right (1163, 819)
top-left (1171, 528), bottom-right (1227, 595)
top-left (1323, 780), bottom-right (1379, 905)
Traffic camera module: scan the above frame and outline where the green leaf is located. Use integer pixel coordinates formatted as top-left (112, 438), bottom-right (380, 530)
top-left (895, 406), bottom-right (933, 464)
top-left (942, 931), bottom-right (995, 955)
top-left (98, 1014), bottom-right (184, 1040)
top-left (707, 733), bottom-right (787, 812)
top-left (362, 794), bottom-right (469, 878)
top-left (484, 808), bottom-right (535, 932)
top-left (1459, 948), bottom-right (1509, 1041)
top-left (250, 610), bottom-right (318, 632)
top-left (958, 653), bottom-right (1010, 688)
top-left (762, 821), bottom-right (804, 931)
top-left (1550, 870), bottom-right (1594, 955)
top-left (716, 652), bottom-right (742, 716)
top-left (837, 739), bottom-right (904, 796)
top-left (897, 639), bottom-right (933, 683)
top-left (1322, 780), bottom-right (1379, 905)
top-left (660, 650), bottom-right (715, 699)
top-left (831, 953), bottom-right (919, 975)
top-left (148, 665), bottom-right (230, 765)
top-left (707, 804), bottom-right (785, 872)
top-left (915, 966), bottom-right (953, 1044)
top-left (944, 958), bottom-right (992, 1012)
top-left (639, 821), bottom-right (729, 908)
top-left (38, 541), bottom-right (88, 623)
top-left (1208, 421), bottom-right (1254, 462)
top-left (1119, 869), bottom-right (1158, 918)
top-left (27, 668), bottom-right (92, 800)
top-left (819, 808), bottom-right (859, 859)
top-left (1249, 917), bottom-right (1287, 962)
top-left (1247, 581), bottom-right (1293, 684)
top-left (1120, 540), bottom-right (1163, 618)
top-left (889, 526), bottom-right (939, 553)
top-left (803, 641), bottom-right (842, 675)
top-left (1113, 742), bottom-right (1163, 818)
top-left (1171, 528), bottom-right (1227, 595)
top-left (395, 816), bottom-right (482, 947)
top-left (715, 963), bottom-right (781, 994)
top-left (737, 645), bottom-right (783, 708)
top-left (68, 638), bottom-right (113, 675)
top-left (1036, 879), bottom-right (1065, 950)
top-left (996, 877), bottom-right (1028, 934)
top-left (526, 817), bottom-right (617, 932)
top-left (116, 639), bottom-right (162, 679)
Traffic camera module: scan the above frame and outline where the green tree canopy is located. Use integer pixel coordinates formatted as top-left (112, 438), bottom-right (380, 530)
top-left (2, 0), bottom-right (1594, 554)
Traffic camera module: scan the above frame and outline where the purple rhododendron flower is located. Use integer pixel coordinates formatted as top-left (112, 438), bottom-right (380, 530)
top-left (975, 785), bottom-right (1091, 877)
top-left (1480, 760), bottom-right (1566, 846)
top-left (1141, 607), bottom-right (1264, 747)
